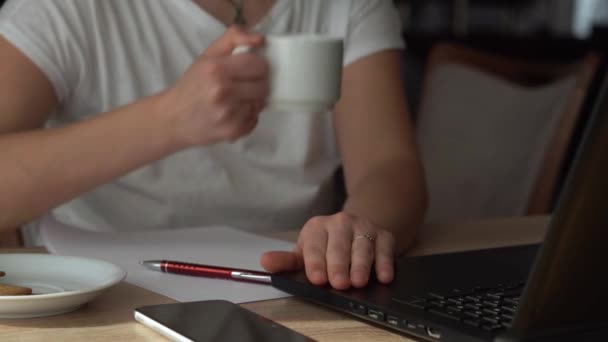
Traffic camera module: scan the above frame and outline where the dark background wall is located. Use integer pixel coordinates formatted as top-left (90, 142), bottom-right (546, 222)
top-left (395, 0), bottom-right (608, 38)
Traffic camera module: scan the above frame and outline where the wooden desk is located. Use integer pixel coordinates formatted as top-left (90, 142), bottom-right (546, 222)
top-left (0, 216), bottom-right (549, 342)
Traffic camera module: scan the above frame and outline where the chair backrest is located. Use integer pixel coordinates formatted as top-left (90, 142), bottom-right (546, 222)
top-left (417, 41), bottom-right (601, 223)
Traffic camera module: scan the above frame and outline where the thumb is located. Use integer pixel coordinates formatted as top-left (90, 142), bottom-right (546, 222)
top-left (260, 250), bottom-right (304, 273)
top-left (204, 26), bottom-right (265, 58)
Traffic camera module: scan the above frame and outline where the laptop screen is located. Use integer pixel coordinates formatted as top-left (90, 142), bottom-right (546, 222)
top-left (512, 74), bottom-right (608, 336)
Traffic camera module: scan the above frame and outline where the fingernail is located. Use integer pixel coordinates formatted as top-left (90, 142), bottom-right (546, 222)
top-left (333, 274), bottom-right (349, 285)
top-left (379, 271), bottom-right (392, 282)
top-left (351, 269), bottom-right (362, 279)
top-left (313, 271), bottom-right (326, 282)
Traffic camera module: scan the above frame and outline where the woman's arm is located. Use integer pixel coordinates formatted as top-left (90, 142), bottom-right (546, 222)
top-left (0, 35), bottom-right (174, 229)
top-left (262, 49), bottom-right (427, 289)
top-left (0, 28), bottom-right (269, 229)
top-left (335, 49), bottom-right (427, 252)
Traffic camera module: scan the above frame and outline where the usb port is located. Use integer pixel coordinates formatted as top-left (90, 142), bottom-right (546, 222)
top-left (368, 309), bottom-right (385, 321)
top-left (348, 302), bottom-right (367, 316)
top-left (386, 315), bottom-right (399, 326)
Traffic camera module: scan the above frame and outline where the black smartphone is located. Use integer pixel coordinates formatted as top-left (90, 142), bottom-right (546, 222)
top-left (134, 300), bottom-right (315, 342)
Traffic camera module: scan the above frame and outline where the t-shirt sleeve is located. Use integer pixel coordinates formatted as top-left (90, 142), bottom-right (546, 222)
top-left (343, 0), bottom-right (405, 66)
top-left (0, 0), bottom-right (79, 102)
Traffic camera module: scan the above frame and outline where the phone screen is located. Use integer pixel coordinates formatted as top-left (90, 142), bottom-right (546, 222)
top-left (135, 300), bottom-right (314, 342)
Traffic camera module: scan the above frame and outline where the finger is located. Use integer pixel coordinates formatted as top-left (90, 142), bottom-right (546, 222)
top-left (224, 103), bottom-right (259, 141)
top-left (230, 78), bottom-right (270, 102)
top-left (375, 231), bottom-right (396, 284)
top-left (260, 251), bottom-right (304, 273)
top-left (252, 100), bottom-right (267, 114)
top-left (205, 26), bottom-right (265, 58)
top-left (300, 221), bottom-right (329, 285)
top-left (239, 107), bottom-right (260, 136)
top-left (326, 219), bottom-right (353, 290)
top-left (350, 232), bottom-right (375, 288)
top-left (224, 53), bottom-right (270, 81)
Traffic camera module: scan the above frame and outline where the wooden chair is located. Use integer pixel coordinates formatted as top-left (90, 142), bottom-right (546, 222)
top-left (416, 41), bottom-right (601, 222)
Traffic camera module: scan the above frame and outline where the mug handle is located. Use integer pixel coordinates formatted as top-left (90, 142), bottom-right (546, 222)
top-left (232, 45), bottom-right (253, 55)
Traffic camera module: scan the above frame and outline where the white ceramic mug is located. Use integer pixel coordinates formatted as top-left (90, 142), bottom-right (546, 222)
top-left (235, 34), bottom-right (344, 113)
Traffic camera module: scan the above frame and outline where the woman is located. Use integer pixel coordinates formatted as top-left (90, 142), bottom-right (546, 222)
top-left (0, 0), bottom-right (426, 289)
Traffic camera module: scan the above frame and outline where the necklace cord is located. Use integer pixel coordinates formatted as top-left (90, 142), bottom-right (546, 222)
top-left (229, 0), bottom-right (246, 25)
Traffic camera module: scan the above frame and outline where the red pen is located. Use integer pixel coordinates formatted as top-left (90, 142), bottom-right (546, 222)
top-left (140, 260), bottom-right (272, 284)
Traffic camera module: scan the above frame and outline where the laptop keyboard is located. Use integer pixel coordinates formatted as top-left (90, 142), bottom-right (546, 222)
top-left (395, 281), bottom-right (525, 332)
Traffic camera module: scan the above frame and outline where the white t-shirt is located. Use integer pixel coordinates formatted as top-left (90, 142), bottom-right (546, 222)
top-left (0, 0), bottom-right (404, 235)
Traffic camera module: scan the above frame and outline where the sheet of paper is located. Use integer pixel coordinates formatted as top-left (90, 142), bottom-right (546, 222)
top-left (40, 217), bottom-right (295, 303)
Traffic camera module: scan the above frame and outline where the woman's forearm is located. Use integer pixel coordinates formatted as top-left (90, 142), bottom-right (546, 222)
top-left (0, 92), bottom-right (177, 229)
top-left (342, 158), bottom-right (428, 253)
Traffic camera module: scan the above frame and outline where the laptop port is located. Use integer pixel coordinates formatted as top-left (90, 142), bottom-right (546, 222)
top-left (348, 302), bottom-right (367, 316)
top-left (386, 315), bottom-right (399, 326)
top-left (367, 309), bottom-right (385, 322)
top-left (426, 326), bottom-right (442, 339)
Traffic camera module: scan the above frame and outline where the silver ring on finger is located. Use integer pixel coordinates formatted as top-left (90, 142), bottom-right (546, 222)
top-left (353, 232), bottom-right (376, 243)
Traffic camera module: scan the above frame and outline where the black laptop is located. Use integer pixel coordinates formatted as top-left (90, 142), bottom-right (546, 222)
top-left (271, 78), bottom-right (608, 341)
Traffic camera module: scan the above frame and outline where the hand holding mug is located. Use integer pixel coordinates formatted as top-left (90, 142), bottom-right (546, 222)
top-left (164, 27), bottom-right (344, 149)
top-left (166, 27), bottom-right (270, 148)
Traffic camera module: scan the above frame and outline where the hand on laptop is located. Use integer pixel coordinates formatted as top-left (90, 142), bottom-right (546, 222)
top-left (261, 212), bottom-right (396, 290)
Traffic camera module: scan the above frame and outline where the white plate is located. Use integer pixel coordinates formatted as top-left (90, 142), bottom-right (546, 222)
top-left (0, 254), bottom-right (125, 318)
